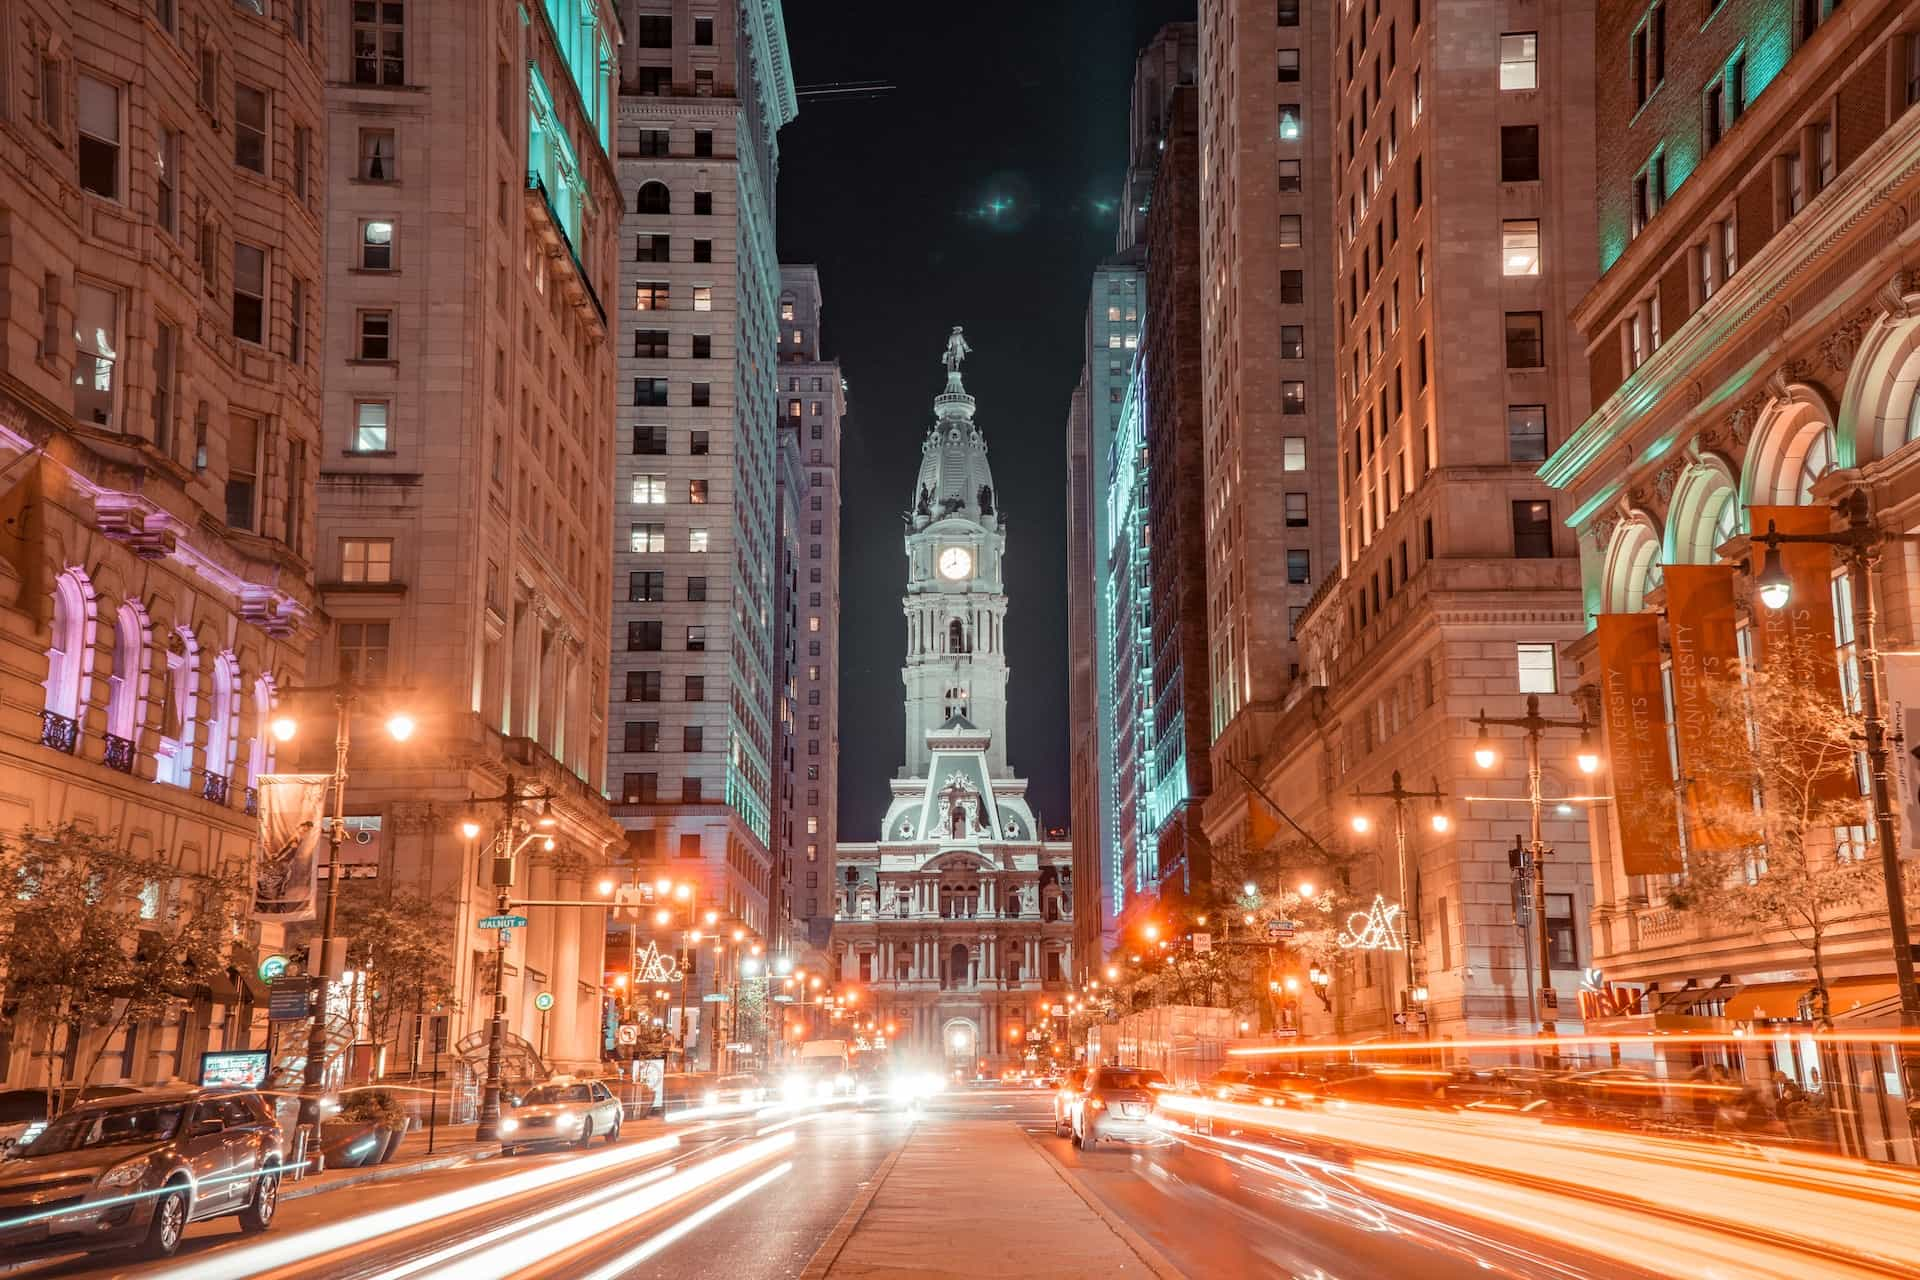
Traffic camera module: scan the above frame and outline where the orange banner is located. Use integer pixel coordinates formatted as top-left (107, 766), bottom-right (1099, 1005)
top-left (1663, 565), bottom-right (1759, 852)
top-left (1597, 614), bottom-right (1682, 876)
top-left (1748, 505), bottom-right (1855, 803)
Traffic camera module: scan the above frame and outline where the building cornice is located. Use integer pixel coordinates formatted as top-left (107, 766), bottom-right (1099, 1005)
top-left (745, 0), bottom-right (798, 129)
top-left (1542, 112), bottom-right (1920, 498)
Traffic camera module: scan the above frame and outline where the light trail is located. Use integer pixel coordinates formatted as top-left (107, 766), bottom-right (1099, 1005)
top-left (1157, 1093), bottom-right (1920, 1276)
top-left (412, 1132), bottom-right (796, 1279)
top-left (1226, 1029), bottom-right (1920, 1058)
top-left (165, 1135), bottom-right (681, 1280)
top-left (364, 1163), bottom-right (683, 1280)
top-left (575, 1161), bottom-right (793, 1279)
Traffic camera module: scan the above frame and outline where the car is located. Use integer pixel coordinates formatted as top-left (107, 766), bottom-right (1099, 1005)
top-left (0, 1087), bottom-right (284, 1260)
top-left (499, 1078), bottom-right (624, 1153)
top-left (0, 1086), bottom-right (140, 1154)
top-left (1071, 1066), bottom-right (1169, 1150)
top-left (1051, 1068), bottom-right (1089, 1137)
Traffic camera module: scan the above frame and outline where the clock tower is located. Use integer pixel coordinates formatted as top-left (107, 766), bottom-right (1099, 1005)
top-left (902, 326), bottom-right (1008, 778)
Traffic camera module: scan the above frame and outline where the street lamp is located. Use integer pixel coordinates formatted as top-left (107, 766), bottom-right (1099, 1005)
top-left (270, 687), bottom-right (415, 1145)
top-left (1351, 770), bottom-right (1448, 1027)
top-left (1748, 491), bottom-right (1920, 1070)
top-left (1473, 695), bottom-right (1596, 1060)
top-left (1243, 881), bottom-right (1258, 897)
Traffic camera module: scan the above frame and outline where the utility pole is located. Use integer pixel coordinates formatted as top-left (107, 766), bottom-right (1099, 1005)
top-left (298, 690), bottom-right (352, 1143)
top-left (467, 773), bottom-right (559, 1141)
top-left (1473, 696), bottom-right (1599, 1067)
top-left (1350, 770), bottom-right (1447, 1030)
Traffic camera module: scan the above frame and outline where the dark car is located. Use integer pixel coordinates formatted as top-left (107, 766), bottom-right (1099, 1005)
top-left (0, 1087), bottom-right (284, 1259)
top-left (0, 1087), bottom-right (140, 1154)
top-left (1320, 1067), bottom-right (1454, 1107)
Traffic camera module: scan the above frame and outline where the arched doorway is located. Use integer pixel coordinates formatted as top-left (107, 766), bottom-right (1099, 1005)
top-left (942, 1018), bottom-right (978, 1081)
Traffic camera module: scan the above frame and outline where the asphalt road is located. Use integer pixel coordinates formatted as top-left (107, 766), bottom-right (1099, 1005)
top-left (11, 1086), bottom-right (1911, 1278)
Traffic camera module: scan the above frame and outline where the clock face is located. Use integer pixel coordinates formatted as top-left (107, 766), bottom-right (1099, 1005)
top-left (938, 546), bottom-right (974, 581)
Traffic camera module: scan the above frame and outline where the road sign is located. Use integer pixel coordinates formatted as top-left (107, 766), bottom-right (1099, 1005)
top-left (267, 978), bottom-right (313, 1021)
top-left (1192, 932), bottom-right (1212, 953)
top-left (257, 954), bottom-right (289, 982)
top-left (701, 993), bottom-right (730, 1003)
top-left (1266, 920), bottom-right (1296, 939)
top-left (534, 992), bottom-right (554, 1012)
top-left (616, 1024), bottom-right (640, 1047)
top-left (479, 914), bottom-right (529, 930)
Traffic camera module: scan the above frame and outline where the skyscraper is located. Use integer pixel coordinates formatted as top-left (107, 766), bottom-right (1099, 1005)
top-left (774, 265), bottom-right (843, 952)
top-left (609, 2), bottom-right (797, 1042)
top-left (314, 0), bottom-right (625, 1072)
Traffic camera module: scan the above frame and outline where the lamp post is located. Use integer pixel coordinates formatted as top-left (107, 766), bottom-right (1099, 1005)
top-left (1750, 489), bottom-right (1920, 1070)
top-left (1349, 771), bottom-right (1448, 1028)
top-left (268, 686), bottom-right (415, 1148)
top-left (462, 774), bottom-right (559, 1141)
top-left (1472, 694), bottom-right (1601, 1061)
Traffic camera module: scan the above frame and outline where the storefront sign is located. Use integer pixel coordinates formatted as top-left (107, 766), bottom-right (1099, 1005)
top-left (1336, 895), bottom-right (1403, 951)
top-left (1597, 613), bottom-right (1682, 874)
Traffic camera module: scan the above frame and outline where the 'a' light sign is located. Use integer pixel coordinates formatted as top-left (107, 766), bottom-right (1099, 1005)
top-left (1336, 894), bottom-right (1404, 951)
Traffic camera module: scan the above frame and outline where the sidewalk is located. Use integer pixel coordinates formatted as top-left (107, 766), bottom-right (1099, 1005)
top-left (282, 1123), bottom-right (500, 1202)
top-left (806, 1119), bottom-right (1174, 1279)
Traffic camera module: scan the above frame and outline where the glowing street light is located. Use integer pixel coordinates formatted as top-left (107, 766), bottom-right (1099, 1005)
top-left (1431, 812), bottom-right (1451, 833)
top-left (1297, 882), bottom-right (1315, 898)
top-left (1350, 814), bottom-right (1371, 834)
top-left (1473, 724), bottom-right (1498, 771)
top-left (1243, 881), bottom-right (1258, 897)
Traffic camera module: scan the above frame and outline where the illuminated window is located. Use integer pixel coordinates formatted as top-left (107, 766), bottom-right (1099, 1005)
top-left (352, 401), bottom-right (390, 452)
top-left (360, 220), bottom-right (394, 270)
top-left (1516, 643), bottom-right (1557, 693)
top-left (693, 286), bottom-right (713, 312)
top-left (341, 538), bottom-right (393, 583)
top-left (631, 474), bottom-right (665, 504)
top-left (1498, 32), bottom-right (1537, 91)
top-left (1277, 104), bottom-right (1301, 140)
top-left (1501, 220), bottom-right (1540, 275)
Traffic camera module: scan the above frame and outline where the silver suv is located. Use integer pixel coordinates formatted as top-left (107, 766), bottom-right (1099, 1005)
top-left (0, 1087), bottom-right (284, 1259)
top-left (1071, 1067), bottom-right (1169, 1151)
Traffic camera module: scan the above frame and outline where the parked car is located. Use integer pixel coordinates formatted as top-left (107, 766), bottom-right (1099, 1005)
top-left (1321, 1067), bottom-right (1454, 1107)
top-left (1051, 1068), bottom-right (1089, 1137)
top-left (499, 1079), bottom-right (625, 1153)
top-left (1071, 1067), bottom-right (1169, 1150)
top-left (0, 1087), bottom-right (284, 1260)
top-left (0, 1086), bottom-right (140, 1154)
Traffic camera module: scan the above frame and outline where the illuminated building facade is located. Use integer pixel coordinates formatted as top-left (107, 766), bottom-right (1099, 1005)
top-left (314, 0), bottom-right (624, 1074)
top-left (1204, 0), bottom-right (1601, 1044)
top-left (1105, 368), bottom-right (1154, 908)
top-left (1545, 0), bottom-right (1920, 1037)
top-left (834, 335), bottom-right (1074, 1075)
top-left (608, 0), bottom-right (797, 1010)
top-left (0, 0), bottom-right (324, 1086)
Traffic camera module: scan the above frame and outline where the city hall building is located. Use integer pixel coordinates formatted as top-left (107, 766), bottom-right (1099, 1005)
top-left (831, 332), bottom-right (1074, 1077)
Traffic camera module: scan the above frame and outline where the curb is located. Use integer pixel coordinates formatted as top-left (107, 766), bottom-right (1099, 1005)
top-left (281, 1146), bottom-right (498, 1202)
top-left (1022, 1129), bottom-right (1186, 1280)
top-left (796, 1137), bottom-right (911, 1279)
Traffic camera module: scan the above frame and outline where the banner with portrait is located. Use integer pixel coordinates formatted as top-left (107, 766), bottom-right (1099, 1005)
top-left (252, 774), bottom-right (331, 922)
top-left (1597, 613), bottom-right (1682, 875)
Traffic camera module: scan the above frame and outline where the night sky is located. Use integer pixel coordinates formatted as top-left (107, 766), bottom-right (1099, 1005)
top-left (776, 0), bottom-right (1194, 840)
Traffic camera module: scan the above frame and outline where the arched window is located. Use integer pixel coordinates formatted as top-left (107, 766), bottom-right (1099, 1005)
top-left (41, 569), bottom-right (95, 751)
top-left (1794, 425), bottom-right (1836, 503)
top-left (205, 653), bottom-right (239, 788)
top-left (1905, 386), bottom-right (1920, 446)
top-left (1602, 520), bottom-right (1662, 614)
top-left (105, 602), bottom-right (149, 770)
top-left (247, 673), bottom-right (276, 788)
top-left (156, 629), bottom-right (199, 788)
top-left (634, 181), bottom-right (669, 215)
top-left (949, 943), bottom-right (968, 987)
top-left (948, 619), bottom-right (968, 654)
top-left (950, 805), bottom-right (966, 839)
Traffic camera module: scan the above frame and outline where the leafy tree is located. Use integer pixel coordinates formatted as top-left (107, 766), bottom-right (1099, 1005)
top-left (0, 824), bottom-right (243, 1105)
top-left (1668, 665), bottom-right (1878, 1019)
top-left (288, 884), bottom-right (459, 1061)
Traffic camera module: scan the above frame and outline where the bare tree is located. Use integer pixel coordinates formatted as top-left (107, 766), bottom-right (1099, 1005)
top-left (0, 824), bottom-right (242, 1105)
top-left (289, 883), bottom-right (459, 1063)
top-left (1669, 665), bottom-right (1879, 1016)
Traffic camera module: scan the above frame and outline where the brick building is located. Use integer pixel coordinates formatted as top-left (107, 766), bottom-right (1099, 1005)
top-left (0, 0), bottom-right (323, 1084)
top-left (1206, 0), bottom-right (1602, 1044)
top-left (1543, 0), bottom-right (1920, 1087)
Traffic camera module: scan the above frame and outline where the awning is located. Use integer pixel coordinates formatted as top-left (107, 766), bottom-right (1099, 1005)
top-left (1725, 977), bottom-right (1901, 1023)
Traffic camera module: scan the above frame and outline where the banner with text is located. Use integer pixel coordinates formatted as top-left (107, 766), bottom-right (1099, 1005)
top-left (1883, 653), bottom-right (1920, 854)
top-left (252, 774), bottom-right (331, 922)
top-left (1597, 613), bottom-right (1682, 875)
top-left (1748, 506), bottom-right (1854, 803)
top-left (1663, 564), bottom-right (1759, 852)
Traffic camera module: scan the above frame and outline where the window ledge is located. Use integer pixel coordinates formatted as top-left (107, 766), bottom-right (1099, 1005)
top-left (344, 358), bottom-right (398, 368)
top-left (342, 448), bottom-right (398, 458)
top-left (319, 579), bottom-right (407, 594)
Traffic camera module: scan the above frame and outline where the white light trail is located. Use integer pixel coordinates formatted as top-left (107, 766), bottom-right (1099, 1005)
top-left (165, 1135), bottom-right (680, 1280)
top-left (414, 1132), bottom-right (795, 1280)
top-left (577, 1161), bottom-right (792, 1279)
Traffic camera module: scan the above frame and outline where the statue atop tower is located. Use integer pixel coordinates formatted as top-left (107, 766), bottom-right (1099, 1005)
top-left (942, 325), bottom-right (972, 375)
